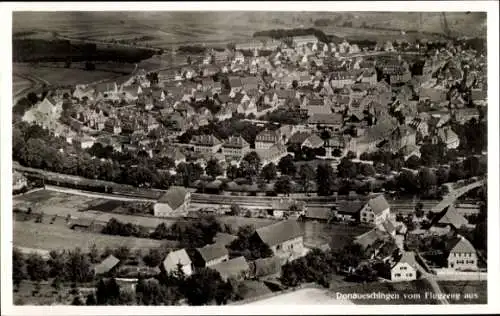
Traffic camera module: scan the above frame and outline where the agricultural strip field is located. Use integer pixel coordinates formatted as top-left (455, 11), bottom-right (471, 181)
top-left (14, 190), bottom-right (277, 231)
top-left (13, 63), bottom-right (124, 86)
top-left (13, 219), bottom-right (166, 252)
top-left (13, 75), bottom-right (33, 95)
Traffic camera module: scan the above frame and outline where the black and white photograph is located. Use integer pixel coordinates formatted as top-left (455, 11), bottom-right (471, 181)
top-left (1, 1), bottom-right (499, 314)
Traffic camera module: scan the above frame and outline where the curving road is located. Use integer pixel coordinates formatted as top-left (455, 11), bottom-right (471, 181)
top-left (430, 180), bottom-right (485, 213)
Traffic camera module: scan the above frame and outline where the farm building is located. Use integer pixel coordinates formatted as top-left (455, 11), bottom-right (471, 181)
top-left (333, 200), bottom-right (365, 222)
top-left (250, 256), bottom-right (282, 279)
top-left (430, 205), bottom-right (469, 231)
top-left (211, 256), bottom-right (250, 281)
top-left (94, 255), bottom-right (120, 275)
top-left (160, 248), bottom-right (193, 276)
top-left (213, 233), bottom-right (238, 247)
top-left (353, 228), bottom-right (390, 250)
top-left (153, 186), bottom-right (191, 217)
top-left (194, 243), bottom-right (229, 268)
top-left (303, 207), bottom-right (331, 222)
top-left (253, 219), bottom-right (305, 261)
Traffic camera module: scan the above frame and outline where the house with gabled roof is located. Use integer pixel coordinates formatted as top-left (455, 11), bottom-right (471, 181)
top-left (390, 251), bottom-right (421, 281)
top-left (360, 195), bottom-right (391, 226)
top-left (288, 132), bottom-right (324, 149)
top-left (94, 255), bottom-right (120, 275)
top-left (154, 186), bottom-right (191, 217)
top-left (194, 243), bottom-right (229, 268)
top-left (445, 235), bottom-right (478, 270)
top-left (160, 249), bottom-right (193, 276)
top-left (253, 220), bottom-right (305, 261)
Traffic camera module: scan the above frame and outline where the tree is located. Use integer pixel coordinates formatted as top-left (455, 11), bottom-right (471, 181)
top-left (136, 278), bottom-right (164, 305)
top-left (86, 293), bottom-right (97, 305)
top-left (418, 167), bottom-right (437, 196)
top-left (226, 165), bottom-right (239, 180)
top-left (415, 202), bottom-right (425, 218)
top-left (241, 151), bottom-right (262, 180)
top-left (89, 243), bottom-right (100, 264)
top-left (260, 163), bottom-right (277, 182)
top-left (292, 80), bottom-right (298, 89)
top-left (278, 155), bottom-right (296, 176)
top-left (397, 170), bottom-right (419, 194)
top-left (143, 248), bottom-right (164, 268)
top-left (316, 163), bottom-right (336, 196)
top-left (337, 158), bottom-right (357, 179)
top-left (72, 296), bottom-right (84, 305)
top-left (205, 159), bottom-right (223, 179)
top-left (181, 268), bottom-right (228, 305)
top-left (66, 248), bottom-right (93, 283)
top-left (320, 129), bottom-right (331, 140)
top-left (229, 204), bottom-right (242, 216)
top-left (298, 164), bottom-right (315, 194)
top-left (25, 253), bottom-right (49, 281)
top-left (48, 250), bottom-right (67, 279)
top-left (114, 246), bottom-right (131, 261)
top-left (26, 92), bottom-right (38, 105)
top-left (13, 248), bottom-right (26, 288)
top-left (360, 164), bottom-right (376, 177)
top-left (274, 175), bottom-right (293, 196)
top-left (96, 278), bottom-right (121, 305)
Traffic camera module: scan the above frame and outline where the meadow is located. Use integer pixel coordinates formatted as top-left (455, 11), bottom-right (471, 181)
top-left (13, 63), bottom-right (124, 86)
top-left (13, 219), bottom-right (166, 252)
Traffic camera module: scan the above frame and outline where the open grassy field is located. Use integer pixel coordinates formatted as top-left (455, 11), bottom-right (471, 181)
top-left (13, 12), bottom-right (486, 51)
top-left (13, 75), bottom-right (33, 95)
top-left (13, 63), bottom-right (124, 86)
top-left (13, 219), bottom-right (166, 252)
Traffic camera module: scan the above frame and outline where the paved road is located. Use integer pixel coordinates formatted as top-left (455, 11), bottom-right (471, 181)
top-left (430, 180), bottom-right (485, 213)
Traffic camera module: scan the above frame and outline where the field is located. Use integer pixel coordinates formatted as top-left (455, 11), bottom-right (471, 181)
top-left (13, 75), bottom-right (33, 95)
top-left (13, 63), bottom-right (125, 86)
top-left (13, 218), bottom-right (166, 252)
top-left (13, 12), bottom-right (486, 51)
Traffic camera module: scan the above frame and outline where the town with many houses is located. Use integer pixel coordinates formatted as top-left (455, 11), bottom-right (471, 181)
top-left (12, 25), bottom-right (488, 306)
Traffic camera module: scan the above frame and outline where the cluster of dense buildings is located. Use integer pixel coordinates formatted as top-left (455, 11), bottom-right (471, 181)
top-left (21, 34), bottom-right (486, 183)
